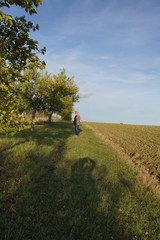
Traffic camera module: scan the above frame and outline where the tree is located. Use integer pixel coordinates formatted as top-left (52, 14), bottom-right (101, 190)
top-left (60, 96), bottom-right (74, 121)
top-left (20, 67), bottom-right (50, 130)
top-left (0, 0), bottom-right (45, 133)
top-left (45, 69), bottom-right (79, 123)
top-left (17, 68), bottom-right (79, 129)
top-left (0, 0), bottom-right (45, 71)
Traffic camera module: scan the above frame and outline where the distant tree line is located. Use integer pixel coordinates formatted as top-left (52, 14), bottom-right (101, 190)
top-left (0, 0), bottom-right (79, 133)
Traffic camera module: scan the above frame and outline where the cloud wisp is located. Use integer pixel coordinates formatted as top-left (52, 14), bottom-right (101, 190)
top-left (79, 91), bottom-right (92, 99)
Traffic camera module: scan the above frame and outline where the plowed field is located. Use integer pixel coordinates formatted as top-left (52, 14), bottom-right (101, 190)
top-left (85, 122), bottom-right (160, 188)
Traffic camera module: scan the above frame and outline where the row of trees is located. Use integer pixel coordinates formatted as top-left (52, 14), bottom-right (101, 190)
top-left (0, 0), bottom-right (79, 133)
top-left (19, 66), bottom-right (79, 130)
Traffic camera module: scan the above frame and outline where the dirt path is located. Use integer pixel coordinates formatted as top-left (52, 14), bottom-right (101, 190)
top-left (85, 123), bottom-right (160, 196)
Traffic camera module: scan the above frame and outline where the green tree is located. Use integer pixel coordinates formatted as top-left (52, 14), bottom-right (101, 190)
top-left (0, 0), bottom-right (45, 132)
top-left (18, 68), bottom-right (79, 129)
top-left (45, 69), bottom-right (79, 123)
top-left (60, 96), bottom-right (74, 121)
top-left (20, 67), bottom-right (49, 130)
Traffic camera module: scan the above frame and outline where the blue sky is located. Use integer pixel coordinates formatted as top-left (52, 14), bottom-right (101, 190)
top-left (6, 0), bottom-right (160, 125)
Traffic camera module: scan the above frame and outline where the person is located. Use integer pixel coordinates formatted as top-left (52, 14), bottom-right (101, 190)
top-left (73, 111), bottom-right (81, 136)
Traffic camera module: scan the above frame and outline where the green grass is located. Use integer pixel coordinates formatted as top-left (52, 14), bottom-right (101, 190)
top-left (0, 122), bottom-right (160, 240)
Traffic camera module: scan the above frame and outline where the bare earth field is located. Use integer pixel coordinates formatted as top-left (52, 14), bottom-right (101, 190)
top-left (85, 122), bottom-right (160, 191)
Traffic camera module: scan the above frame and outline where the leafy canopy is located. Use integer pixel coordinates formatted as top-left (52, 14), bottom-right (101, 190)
top-left (0, 0), bottom-right (45, 133)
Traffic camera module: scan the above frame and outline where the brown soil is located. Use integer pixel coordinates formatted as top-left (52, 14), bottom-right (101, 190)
top-left (85, 123), bottom-right (160, 196)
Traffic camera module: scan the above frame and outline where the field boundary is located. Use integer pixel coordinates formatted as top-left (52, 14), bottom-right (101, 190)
top-left (85, 123), bottom-right (160, 197)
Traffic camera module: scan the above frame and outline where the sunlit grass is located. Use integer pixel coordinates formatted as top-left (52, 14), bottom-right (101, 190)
top-left (0, 122), bottom-right (160, 239)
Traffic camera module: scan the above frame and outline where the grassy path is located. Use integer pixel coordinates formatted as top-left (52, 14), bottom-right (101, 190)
top-left (0, 122), bottom-right (160, 240)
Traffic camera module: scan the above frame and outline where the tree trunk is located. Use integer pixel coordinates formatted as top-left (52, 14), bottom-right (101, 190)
top-left (31, 108), bottom-right (36, 131)
top-left (48, 111), bottom-right (53, 124)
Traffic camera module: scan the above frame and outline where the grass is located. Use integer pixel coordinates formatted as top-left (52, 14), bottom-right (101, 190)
top-left (0, 122), bottom-right (160, 240)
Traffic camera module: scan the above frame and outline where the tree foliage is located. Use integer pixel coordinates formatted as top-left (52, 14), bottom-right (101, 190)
top-left (0, 1), bottom-right (79, 133)
top-left (45, 69), bottom-right (79, 121)
top-left (60, 96), bottom-right (74, 121)
top-left (20, 67), bottom-right (52, 129)
top-left (0, 1), bottom-right (45, 71)
top-left (0, 0), bottom-right (45, 133)
top-left (20, 67), bottom-right (79, 129)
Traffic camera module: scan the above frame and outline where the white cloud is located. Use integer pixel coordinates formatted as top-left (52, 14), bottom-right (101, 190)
top-left (104, 72), bottom-right (153, 84)
top-left (43, 49), bottom-right (95, 77)
top-left (77, 80), bottom-right (86, 85)
top-left (94, 55), bottom-right (110, 61)
top-left (43, 48), bottom-right (158, 89)
top-left (79, 91), bottom-right (92, 98)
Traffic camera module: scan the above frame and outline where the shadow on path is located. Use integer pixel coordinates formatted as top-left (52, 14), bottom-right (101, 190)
top-left (30, 157), bottom-right (134, 240)
top-left (56, 157), bottom-right (134, 240)
top-left (0, 123), bottom-right (135, 239)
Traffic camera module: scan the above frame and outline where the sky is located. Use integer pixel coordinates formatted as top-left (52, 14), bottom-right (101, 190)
top-left (5, 0), bottom-right (160, 125)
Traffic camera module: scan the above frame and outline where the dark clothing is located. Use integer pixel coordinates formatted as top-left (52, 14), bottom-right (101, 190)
top-left (74, 115), bottom-right (81, 126)
top-left (75, 124), bottom-right (79, 136)
top-left (74, 116), bottom-right (77, 126)
top-left (74, 114), bottom-right (81, 136)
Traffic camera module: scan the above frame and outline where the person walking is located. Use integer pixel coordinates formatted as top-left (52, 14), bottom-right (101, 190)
top-left (73, 111), bottom-right (81, 136)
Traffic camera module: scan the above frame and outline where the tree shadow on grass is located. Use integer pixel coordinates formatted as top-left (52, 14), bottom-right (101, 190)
top-left (16, 122), bottom-right (74, 146)
top-left (59, 157), bottom-right (134, 240)
top-left (0, 122), bottom-right (74, 167)
top-left (1, 146), bottom-right (135, 240)
top-left (0, 122), bottom-right (74, 195)
top-left (0, 122), bottom-right (74, 148)
top-left (1, 121), bottom-right (159, 239)
top-left (0, 122), bottom-right (75, 239)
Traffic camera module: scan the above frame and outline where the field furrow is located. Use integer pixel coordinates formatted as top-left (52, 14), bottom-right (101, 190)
top-left (85, 122), bottom-right (160, 191)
